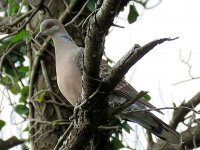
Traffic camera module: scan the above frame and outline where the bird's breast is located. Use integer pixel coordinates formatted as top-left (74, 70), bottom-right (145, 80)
top-left (56, 52), bottom-right (82, 105)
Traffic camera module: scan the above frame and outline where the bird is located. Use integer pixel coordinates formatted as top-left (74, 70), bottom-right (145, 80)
top-left (36, 19), bottom-right (181, 144)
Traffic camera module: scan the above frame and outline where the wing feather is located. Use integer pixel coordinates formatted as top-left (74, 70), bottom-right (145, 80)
top-left (76, 49), bottom-right (162, 113)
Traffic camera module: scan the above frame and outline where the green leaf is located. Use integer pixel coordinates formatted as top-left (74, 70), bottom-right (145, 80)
top-left (14, 104), bottom-right (29, 115)
top-left (18, 66), bottom-right (29, 73)
top-left (10, 82), bottom-right (21, 95)
top-left (21, 86), bottom-right (29, 98)
top-left (21, 144), bottom-right (29, 150)
top-left (12, 30), bottom-right (29, 43)
top-left (87, 0), bottom-right (96, 12)
top-left (38, 92), bottom-right (46, 103)
top-left (1, 76), bottom-right (12, 85)
top-left (18, 66), bottom-right (29, 78)
top-left (143, 93), bottom-right (151, 101)
top-left (19, 86), bottom-right (29, 103)
top-left (9, 0), bottom-right (20, 15)
top-left (22, 126), bottom-right (29, 132)
top-left (121, 121), bottom-right (133, 133)
top-left (128, 4), bottom-right (139, 24)
top-left (19, 96), bottom-right (26, 103)
top-left (0, 37), bottom-right (11, 49)
top-left (111, 137), bottom-right (124, 149)
top-left (0, 120), bottom-right (6, 130)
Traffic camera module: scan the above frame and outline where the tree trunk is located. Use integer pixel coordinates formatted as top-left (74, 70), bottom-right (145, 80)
top-left (27, 0), bottom-right (111, 149)
top-left (28, 1), bottom-right (68, 149)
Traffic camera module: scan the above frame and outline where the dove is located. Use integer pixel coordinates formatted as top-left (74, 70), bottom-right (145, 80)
top-left (36, 19), bottom-right (181, 144)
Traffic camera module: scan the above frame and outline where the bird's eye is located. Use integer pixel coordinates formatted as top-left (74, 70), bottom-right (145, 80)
top-left (46, 23), bottom-right (53, 29)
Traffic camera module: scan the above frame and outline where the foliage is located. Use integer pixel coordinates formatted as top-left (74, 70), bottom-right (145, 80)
top-left (0, 0), bottom-right (178, 150)
top-left (128, 4), bottom-right (139, 24)
top-left (0, 120), bottom-right (6, 130)
top-left (0, 0), bottom-right (30, 148)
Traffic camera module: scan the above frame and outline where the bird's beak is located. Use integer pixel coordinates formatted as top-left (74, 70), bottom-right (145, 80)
top-left (35, 31), bottom-right (44, 39)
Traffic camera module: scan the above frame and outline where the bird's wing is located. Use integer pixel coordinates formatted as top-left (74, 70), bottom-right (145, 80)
top-left (76, 49), bottom-right (180, 144)
top-left (76, 48), bottom-right (161, 112)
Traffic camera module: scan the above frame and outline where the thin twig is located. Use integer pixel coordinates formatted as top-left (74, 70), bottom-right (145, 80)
top-left (34, 129), bottom-right (54, 144)
top-left (112, 23), bottom-right (124, 28)
top-left (173, 50), bottom-right (200, 85)
top-left (65, 0), bottom-right (89, 27)
top-left (0, 0), bottom-right (45, 42)
top-left (9, 9), bottom-right (34, 27)
top-left (43, 5), bottom-right (53, 18)
top-left (29, 89), bottom-right (71, 108)
top-left (0, 42), bottom-right (13, 70)
top-left (173, 77), bottom-right (200, 86)
top-left (122, 106), bottom-right (200, 115)
top-left (98, 125), bottom-right (119, 130)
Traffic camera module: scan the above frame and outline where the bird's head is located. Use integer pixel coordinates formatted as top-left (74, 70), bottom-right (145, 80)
top-left (36, 19), bottom-right (65, 38)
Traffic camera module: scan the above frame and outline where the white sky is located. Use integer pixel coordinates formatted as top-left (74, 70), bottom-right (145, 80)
top-left (1, 0), bottom-right (200, 149)
top-left (106, 0), bottom-right (200, 149)
top-left (106, 0), bottom-right (200, 109)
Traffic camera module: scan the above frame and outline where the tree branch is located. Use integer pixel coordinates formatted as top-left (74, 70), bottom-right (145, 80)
top-left (0, 136), bottom-right (24, 150)
top-left (0, 41), bottom-right (25, 70)
top-left (83, 0), bottom-right (121, 99)
top-left (181, 124), bottom-right (200, 149)
top-left (105, 38), bottom-right (178, 92)
top-left (61, 0), bottom-right (123, 149)
top-left (64, 0), bottom-right (89, 27)
top-left (0, 0), bottom-right (45, 41)
top-left (170, 91), bottom-right (200, 129)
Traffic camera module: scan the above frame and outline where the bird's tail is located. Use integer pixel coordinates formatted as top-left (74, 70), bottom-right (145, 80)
top-left (123, 111), bottom-right (181, 144)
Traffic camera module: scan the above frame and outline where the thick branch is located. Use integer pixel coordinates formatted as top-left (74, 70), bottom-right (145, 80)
top-left (181, 125), bottom-right (200, 149)
top-left (170, 91), bottom-right (200, 129)
top-left (104, 38), bottom-right (178, 93)
top-left (0, 136), bottom-right (24, 150)
top-left (62, 0), bottom-right (123, 149)
top-left (83, 0), bottom-right (121, 98)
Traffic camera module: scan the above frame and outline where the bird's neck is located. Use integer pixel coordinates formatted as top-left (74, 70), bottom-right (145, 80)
top-left (52, 32), bottom-right (79, 54)
top-left (54, 32), bottom-right (74, 42)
